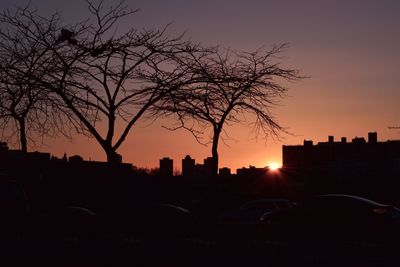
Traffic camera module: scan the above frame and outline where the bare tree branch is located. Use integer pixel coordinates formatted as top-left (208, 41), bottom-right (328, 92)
top-left (1, 1), bottom-right (210, 163)
top-left (155, 45), bottom-right (303, 175)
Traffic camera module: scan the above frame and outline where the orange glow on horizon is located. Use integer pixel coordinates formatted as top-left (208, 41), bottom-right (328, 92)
top-left (2, 0), bottom-right (398, 172)
top-left (269, 162), bottom-right (281, 171)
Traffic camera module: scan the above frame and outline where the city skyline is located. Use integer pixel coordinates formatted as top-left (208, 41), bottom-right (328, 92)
top-left (157, 131), bottom-right (400, 173)
top-left (3, 130), bottom-right (399, 175)
top-left (1, 0), bottom-right (399, 172)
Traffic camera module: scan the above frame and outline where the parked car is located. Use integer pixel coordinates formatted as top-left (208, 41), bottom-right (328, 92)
top-left (219, 198), bottom-right (296, 224)
top-left (37, 205), bottom-right (97, 238)
top-left (261, 194), bottom-right (400, 242)
top-left (139, 204), bottom-right (192, 225)
top-left (134, 204), bottom-right (194, 239)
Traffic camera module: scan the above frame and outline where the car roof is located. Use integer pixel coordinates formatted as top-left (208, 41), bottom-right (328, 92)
top-left (240, 198), bottom-right (292, 208)
top-left (317, 194), bottom-right (388, 207)
top-left (245, 198), bottom-right (291, 203)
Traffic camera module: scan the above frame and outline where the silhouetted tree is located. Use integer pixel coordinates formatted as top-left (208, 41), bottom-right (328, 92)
top-left (0, 66), bottom-right (42, 152)
top-left (0, 1), bottom-right (208, 163)
top-left (157, 45), bottom-right (301, 175)
top-left (0, 16), bottom-right (70, 152)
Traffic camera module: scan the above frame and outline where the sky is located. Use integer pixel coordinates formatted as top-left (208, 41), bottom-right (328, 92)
top-left (1, 0), bottom-right (400, 172)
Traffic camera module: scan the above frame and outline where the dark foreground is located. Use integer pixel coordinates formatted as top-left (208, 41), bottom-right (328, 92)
top-left (1, 225), bottom-right (400, 267)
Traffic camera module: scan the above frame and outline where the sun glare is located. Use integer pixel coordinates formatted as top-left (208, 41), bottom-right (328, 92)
top-left (269, 162), bottom-right (281, 171)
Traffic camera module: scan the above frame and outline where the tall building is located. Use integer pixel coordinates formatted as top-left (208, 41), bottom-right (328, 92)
top-left (159, 157), bottom-right (173, 177)
top-left (182, 155), bottom-right (195, 176)
top-left (368, 132), bottom-right (378, 144)
top-left (203, 157), bottom-right (214, 176)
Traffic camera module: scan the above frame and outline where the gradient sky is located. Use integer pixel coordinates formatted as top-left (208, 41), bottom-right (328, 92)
top-left (2, 0), bottom-right (400, 172)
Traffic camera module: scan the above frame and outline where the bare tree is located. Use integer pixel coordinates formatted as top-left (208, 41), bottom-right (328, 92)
top-left (1, 1), bottom-right (208, 163)
top-left (0, 14), bottom-right (69, 152)
top-left (157, 45), bottom-right (302, 175)
top-left (0, 64), bottom-right (42, 152)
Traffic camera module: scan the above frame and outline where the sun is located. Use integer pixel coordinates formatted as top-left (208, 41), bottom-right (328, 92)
top-left (269, 162), bottom-right (281, 171)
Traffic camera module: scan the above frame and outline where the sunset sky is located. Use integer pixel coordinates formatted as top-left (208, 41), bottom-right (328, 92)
top-left (2, 0), bottom-right (400, 172)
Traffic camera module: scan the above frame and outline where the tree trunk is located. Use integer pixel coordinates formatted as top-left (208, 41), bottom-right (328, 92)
top-left (104, 146), bottom-right (121, 164)
top-left (18, 118), bottom-right (27, 153)
top-left (211, 128), bottom-right (221, 177)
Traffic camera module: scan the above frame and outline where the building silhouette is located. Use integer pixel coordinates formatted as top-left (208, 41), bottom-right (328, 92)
top-left (182, 155), bottom-right (195, 177)
top-left (0, 142), bottom-right (51, 170)
top-left (219, 167), bottom-right (231, 176)
top-left (236, 166), bottom-right (268, 177)
top-left (282, 131), bottom-right (400, 170)
top-left (203, 157), bottom-right (214, 176)
top-left (159, 157), bottom-right (173, 177)
top-left (180, 155), bottom-right (218, 177)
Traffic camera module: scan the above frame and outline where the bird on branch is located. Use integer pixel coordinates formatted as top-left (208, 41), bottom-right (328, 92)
top-left (56, 29), bottom-right (78, 45)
